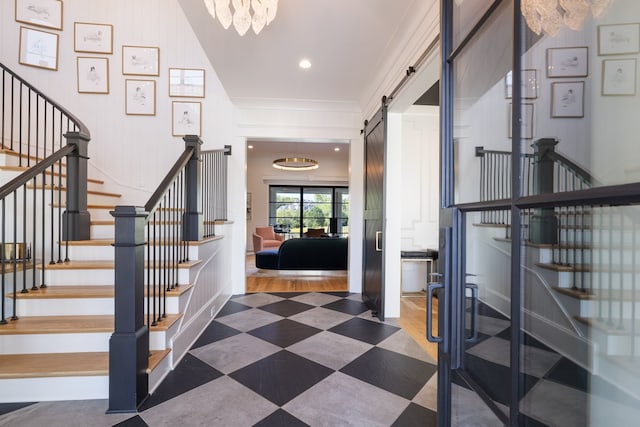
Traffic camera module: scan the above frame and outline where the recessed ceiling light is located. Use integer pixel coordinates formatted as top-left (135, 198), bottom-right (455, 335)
top-left (299, 59), bottom-right (311, 69)
top-left (334, 147), bottom-right (340, 152)
top-left (248, 145), bottom-right (254, 149)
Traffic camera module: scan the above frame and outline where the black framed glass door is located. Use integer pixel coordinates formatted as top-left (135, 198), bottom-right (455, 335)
top-left (436, 0), bottom-right (640, 425)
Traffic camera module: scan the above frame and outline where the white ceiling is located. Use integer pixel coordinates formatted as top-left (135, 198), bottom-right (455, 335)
top-left (178, 0), bottom-right (424, 104)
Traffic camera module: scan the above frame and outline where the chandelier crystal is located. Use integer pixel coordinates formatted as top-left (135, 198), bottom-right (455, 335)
top-left (521, 0), bottom-right (613, 36)
top-left (204, 0), bottom-right (278, 36)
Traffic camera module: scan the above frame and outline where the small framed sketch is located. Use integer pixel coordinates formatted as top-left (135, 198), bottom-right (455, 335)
top-left (508, 103), bottom-right (534, 139)
top-left (598, 23), bottom-right (640, 56)
top-left (122, 45), bottom-right (160, 76)
top-left (602, 59), bottom-right (637, 96)
top-left (505, 69), bottom-right (538, 99)
top-left (547, 47), bottom-right (588, 78)
top-left (19, 26), bottom-right (58, 71)
top-left (169, 68), bottom-right (205, 98)
top-left (15, 0), bottom-right (63, 30)
top-left (551, 81), bottom-right (584, 118)
top-left (77, 57), bottom-right (109, 94)
top-left (125, 79), bottom-right (156, 115)
top-left (172, 101), bottom-right (201, 136)
top-left (74, 22), bottom-right (113, 54)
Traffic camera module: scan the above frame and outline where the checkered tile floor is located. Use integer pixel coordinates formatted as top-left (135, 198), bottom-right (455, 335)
top-left (123, 291), bottom-right (438, 426)
top-left (452, 302), bottom-right (640, 427)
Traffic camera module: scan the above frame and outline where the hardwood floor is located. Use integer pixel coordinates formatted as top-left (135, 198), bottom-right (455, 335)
top-left (245, 254), bottom-right (438, 361)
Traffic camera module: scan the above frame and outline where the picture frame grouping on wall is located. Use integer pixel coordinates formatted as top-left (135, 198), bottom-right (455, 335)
top-left (77, 56), bottom-right (109, 94)
top-left (15, 0), bottom-right (63, 31)
top-left (125, 79), bottom-right (156, 115)
top-left (169, 68), bottom-right (205, 98)
top-left (122, 45), bottom-right (160, 76)
top-left (602, 58), bottom-right (637, 96)
top-left (598, 23), bottom-right (640, 56)
top-left (551, 81), bottom-right (585, 118)
top-left (19, 26), bottom-right (59, 71)
top-left (547, 46), bottom-right (588, 78)
top-left (172, 101), bottom-right (201, 136)
top-left (74, 22), bottom-right (113, 54)
top-left (505, 69), bottom-right (538, 99)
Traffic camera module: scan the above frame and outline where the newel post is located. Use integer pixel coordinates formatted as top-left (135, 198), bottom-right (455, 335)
top-left (183, 135), bottom-right (203, 241)
top-left (63, 131), bottom-right (91, 240)
top-left (107, 206), bottom-right (149, 413)
top-left (530, 138), bottom-right (559, 244)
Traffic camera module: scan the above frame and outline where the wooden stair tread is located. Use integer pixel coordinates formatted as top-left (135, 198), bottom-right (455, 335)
top-left (0, 313), bottom-right (182, 335)
top-left (554, 286), bottom-right (638, 301)
top-left (38, 259), bottom-right (202, 270)
top-left (536, 262), bottom-right (590, 272)
top-left (494, 237), bottom-right (590, 250)
top-left (67, 239), bottom-right (114, 246)
top-left (8, 284), bottom-right (192, 299)
top-left (575, 316), bottom-right (640, 335)
top-left (26, 184), bottom-right (122, 198)
top-left (0, 165), bottom-right (104, 184)
top-left (52, 204), bottom-right (115, 210)
top-left (0, 349), bottom-right (170, 379)
top-left (0, 352), bottom-right (109, 379)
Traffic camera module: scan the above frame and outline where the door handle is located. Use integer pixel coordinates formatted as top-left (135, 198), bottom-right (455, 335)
top-left (465, 283), bottom-right (478, 342)
top-left (426, 282), bottom-right (444, 343)
top-left (375, 231), bottom-right (382, 252)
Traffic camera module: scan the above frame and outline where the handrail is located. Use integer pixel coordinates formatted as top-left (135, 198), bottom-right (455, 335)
top-left (1, 62), bottom-right (90, 140)
top-left (144, 147), bottom-right (194, 216)
top-left (547, 150), bottom-right (599, 187)
top-left (0, 144), bottom-right (74, 200)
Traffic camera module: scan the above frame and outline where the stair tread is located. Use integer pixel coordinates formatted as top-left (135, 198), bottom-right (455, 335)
top-left (52, 204), bottom-right (116, 210)
top-left (536, 262), bottom-right (590, 272)
top-left (66, 237), bottom-right (221, 246)
top-left (0, 349), bottom-right (170, 379)
top-left (26, 184), bottom-right (122, 198)
top-left (0, 313), bottom-right (182, 335)
top-left (575, 316), bottom-right (640, 335)
top-left (8, 284), bottom-right (192, 299)
top-left (554, 286), bottom-right (639, 301)
top-left (0, 165), bottom-right (104, 184)
top-left (38, 259), bottom-right (202, 270)
top-left (494, 237), bottom-right (590, 250)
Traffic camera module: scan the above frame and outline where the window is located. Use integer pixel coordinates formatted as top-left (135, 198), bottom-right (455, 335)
top-left (269, 185), bottom-right (349, 237)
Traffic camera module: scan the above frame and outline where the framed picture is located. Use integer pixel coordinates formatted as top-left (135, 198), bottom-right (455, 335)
top-left (169, 68), bottom-right (205, 98)
top-left (122, 45), bottom-right (160, 76)
top-left (547, 47), bottom-right (588, 78)
top-left (602, 59), bottom-right (637, 96)
top-left (551, 81), bottom-right (584, 118)
top-left (172, 101), bottom-right (201, 136)
top-left (505, 69), bottom-right (538, 99)
top-left (125, 79), bottom-right (156, 115)
top-left (508, 103), bottom-right (534, 139)
top-left (74, 22), bottom-right (113, 54)
top-left (77, 57), bottom-right (109, 94)
top-left (18, 26), bottom-right (58, 71)
top-left (15, 0), bottom-right (63, 30)
top-left (598, 23), bottom-right (640, 56)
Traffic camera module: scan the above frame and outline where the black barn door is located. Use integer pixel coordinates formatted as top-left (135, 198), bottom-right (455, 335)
top-left (362, 106), bottom-right (386, 320)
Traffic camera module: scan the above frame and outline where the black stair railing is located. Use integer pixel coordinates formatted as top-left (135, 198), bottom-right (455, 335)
top-left (201, 145), bottom-right (231, 237)
top-left (109, 135), bottom-right (231, 412)
top-left (0, 63), bottom-right (91, 325)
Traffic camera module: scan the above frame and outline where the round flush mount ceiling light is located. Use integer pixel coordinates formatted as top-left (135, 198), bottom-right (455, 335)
top-left (273, 157), bottom-right (319, 171)
top-left (299, 59), bottom-right (312, 69)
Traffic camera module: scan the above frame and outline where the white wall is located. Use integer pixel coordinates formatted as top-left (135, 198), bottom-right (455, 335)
top-left (0, 0), bottom-right (245, 295)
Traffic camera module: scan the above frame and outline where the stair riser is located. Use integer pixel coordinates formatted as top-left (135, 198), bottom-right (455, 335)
top-left (89, 224), bottom-right (189, 240)
top-left (8, 295), bottom-right (185, 316)
top-left (44, 268), bottom-right (192, 286)
top-left (0, 329), bottom-right (170, 355)
top-left (592, 329), bottom-right (640, 356)
top-left (578, 301), bottom-right (640, 321)
top-left (67, 244), bottom-right (200, 261)
top-left (0, 376), bottom-right (108, 403)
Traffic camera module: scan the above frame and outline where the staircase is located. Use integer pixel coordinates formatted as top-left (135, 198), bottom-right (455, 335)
top-left (473, 142), bottom-right (640, 401)
top-left (0, 150), bottom-right (202, 402)
top-left (0, 63), bottom-right (232, 405)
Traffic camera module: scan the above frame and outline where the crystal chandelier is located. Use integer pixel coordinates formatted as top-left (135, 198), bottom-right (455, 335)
top-left (521, 0), bottom-right (613, 36)
top-left (204, 0), bottom-right (278, 36)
